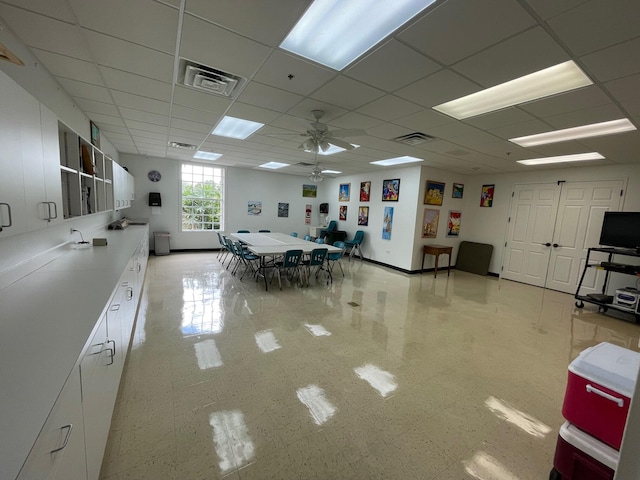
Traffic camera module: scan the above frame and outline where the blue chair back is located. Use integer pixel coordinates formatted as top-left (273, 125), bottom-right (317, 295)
top-left (315, 237), bottom-right (325, 244)
top-left (290, 232), bottom-right (298, 237)
top-left (353, 230), bottom-right (365, 243)
top-left (308, 248), bottom-right (328, 266)
top-left (237, 229), bottom-right (250, 233)
top-left (283, 249), bottom-right (303, 267)
top-left (258, 229), bottom-right (271, 232)
top-left (303, 235), bottom-right (312, 241)
top-left (328, 241), bottom-right (345, 260)
top-left (326, 220), bottom-right (337, 232)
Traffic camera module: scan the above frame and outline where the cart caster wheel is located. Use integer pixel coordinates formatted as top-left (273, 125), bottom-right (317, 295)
top-left (549, 467), bottom-right (561, 480)
top-left (599, 306), bottom-right (608, 313)
top-left (575, 301), bottom-right (584, 308)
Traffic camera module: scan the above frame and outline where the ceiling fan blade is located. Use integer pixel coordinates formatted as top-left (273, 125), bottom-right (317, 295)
top-left (328, 138), bottom-right (356, 150)
top-left (329, 128), bottom-right (367, 138)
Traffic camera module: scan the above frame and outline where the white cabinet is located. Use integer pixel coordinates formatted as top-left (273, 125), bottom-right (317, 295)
top-left (0, 70), bottom-right (62, 237)
top-left (112, 162), bottom-right (134, 210)
top-left (17, 368), bottom-right (87, 480)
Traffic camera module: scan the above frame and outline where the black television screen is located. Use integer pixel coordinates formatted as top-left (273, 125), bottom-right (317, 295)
top-left (599, 212), bottom-right (640, 250)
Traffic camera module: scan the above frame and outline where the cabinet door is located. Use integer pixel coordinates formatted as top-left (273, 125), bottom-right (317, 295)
top-left (40, 104), bottom-right (63, 226)
top-left (17, 367), bottom-right (87, 480)
top-left (79, 317), bottom-right (113, 480)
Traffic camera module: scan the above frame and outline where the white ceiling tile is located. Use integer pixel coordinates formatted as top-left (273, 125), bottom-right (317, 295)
top-left (99, 67), bottom-right (172, 102)
top-left (465, 108), bottom-right (539, 131)
top-left (110, 94), bottom-right (168, 118)
top-left (179, 13), bottom-right (271, 79)
top-left (99, 125), bottom-right (130, 135)
top-left (185, 0), bottom-right (311, 46)
top-left (169, 118), bottom-right (211, 134)
top-left (70, 0), bottom-right (178, 54)
top-left (398, 0), bottom-right (535, 65)
top-left (172, 85), bottom-right (232, 113)
top-left (548, 0), bottom-right (640, 56)
top-left (620, 98), bottom-right (640, 117)
top-left (524, 0), bottom-right (590, 20)
top-left (32, 48), bottom-right (104, 85)
top-left (0, 4), bottom-right (92, 60)
top-left (287, 100), bottom-right (347, 121)
top-left (604, 73), bottom-right (640, 103)
top-left (367, 122), bottom-right (415, 140)
top-left (123, 119), bottom-right (168, 134)
top-left (128, 129), bottom-right (167, 140)
top-left (253, 50), bottom-right (335, 96)
top-left (0, 0), bottom-right (76, 21)
top-left (345, 39), bottom-right (441, 92)
top-left (395, 69), bottom-right (479, 108)
top-left (489, 118), bottom-right (556, 140)
top-left (75, 98), bottom-right (119, 117)
top-left (311, 76), bottom-right (385, 111)
top-left (580, 37), bottom-right (640, 82)
top-left (120, 107), bottom-right (169, 126)
top-left (58, 78), bottom-right (112, 103)
top-left (520, 85), bottom-right (611, 118)
top-left (452, 27), bottom-right (569, 87)
top-left (545, 104), bottom-right (627, 129)
top-left (168, 128), bottom-right (207, 143)
top-left (393, 109), bottom-right (455, 132)
top-left (171, 105), bottom-right (221, 125)
top-left (88, 112), bottom-right (126, 127)
top-left (356, 95), bottom-right (423, 121)
top-left (236, 82), bottom-right (303, 113)
top-left (226, 102), bottom-right (286, 124)
top-left (330, 112), bottom-right (385, 130)
top-left (83, 30), bottom-right (174, 82)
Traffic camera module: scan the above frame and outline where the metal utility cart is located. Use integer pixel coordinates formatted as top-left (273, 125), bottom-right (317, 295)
top-left (574, 246), bottom-right (640, 321)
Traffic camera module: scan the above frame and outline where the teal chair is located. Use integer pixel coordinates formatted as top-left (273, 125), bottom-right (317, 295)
top-left (303, 234), bottom-right (312, 241)
top-left (326, 241), bottom-right (346, 282)
top-left (315, 237), bottom-right (325, 244)
top-left (319, 221), bottom-right (337, 240)
top-left (271, 249), bottom-right (303, 290)
top-left (258, 229), bottom-right (271, 232)
top-left (237, 229), bottom-right (250, 233)
top-left (344, 230), bottom-right (365, 261)
top-left (290, 232), bottom-right (298, 237)
top-left (301, 248), bottom-right (328, 286)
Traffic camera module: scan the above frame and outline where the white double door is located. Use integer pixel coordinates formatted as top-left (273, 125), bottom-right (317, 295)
top-left (502, 180), bottom-right (624, 294)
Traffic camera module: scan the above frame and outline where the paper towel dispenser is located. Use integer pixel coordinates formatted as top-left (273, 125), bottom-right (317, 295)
top-left (149, 192), bottom-right (162, 206)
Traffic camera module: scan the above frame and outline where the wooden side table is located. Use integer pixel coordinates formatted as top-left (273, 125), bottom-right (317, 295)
top-left (422, 244), bottom-right (453, 277)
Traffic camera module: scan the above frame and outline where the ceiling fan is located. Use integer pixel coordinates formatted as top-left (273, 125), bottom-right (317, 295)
top-left (275, 110), bottom-right (367, 153)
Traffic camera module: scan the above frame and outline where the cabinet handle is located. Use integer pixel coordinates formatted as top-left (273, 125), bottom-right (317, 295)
top-left (126, 287), bottom-right (133, 301)
top-left (106, 339), bottom-right (116, 365)
top-left (0, 202), bottom-right (12, 230)
top-left (48, 202), bottom-right (58, 220)
top-left (586, 384), bottom-right (624, 407)
top-left (50, 424), bottom-right (73, 453)
top-left (137, 263), bottom-right (141, 272)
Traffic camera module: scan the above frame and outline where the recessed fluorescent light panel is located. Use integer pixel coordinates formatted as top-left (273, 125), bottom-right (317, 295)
top-left (280, 0), bottom-right (437, 70)
top-left (194, 151), bottom-right (222, 160)
top-left (321, 169), bottom-right (342, 174)
top-left (370, 156), bottom-right (423, 166)
top-left (510, 119), bottom-right (636, 147)
top-left (259, 162), bottom-right (289, 169)
top-left (212, 116), bottom-right (264, 139)
top-left (517, 152), bottom-right (604, 166)
top-left (433, 61), bottom-right (593, 120)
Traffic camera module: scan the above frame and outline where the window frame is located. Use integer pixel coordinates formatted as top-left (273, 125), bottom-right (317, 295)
top-left (180, 161), bottom-right (225, 232)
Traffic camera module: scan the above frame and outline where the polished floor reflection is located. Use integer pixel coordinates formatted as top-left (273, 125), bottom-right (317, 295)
top-left (100, 253), bottom-right (640, 479)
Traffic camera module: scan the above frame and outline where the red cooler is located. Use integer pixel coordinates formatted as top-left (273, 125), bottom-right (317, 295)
top-left (562, 342), bottom-right (640, 450)
top-left (553, 422), bottom-right (618, 480)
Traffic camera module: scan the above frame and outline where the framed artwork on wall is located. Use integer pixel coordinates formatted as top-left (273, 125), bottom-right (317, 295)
top-left (278, 202), bottom-right (289, 218)
top-left (305, 204), bottom-right (311, 224)
top-left (360, 181), bottom-right (371, 202)
top-left (339, 205), bottom-right (348, 221)
top-left (248, 201), bottom-right (262, 215)
top-left (358, 206), bottom-right (369, 226)
top-left (302, 184), bottom-right (317, 198)
top-left (447, 210), bottom-right (461, 237)
top-left (382, 179), bottom-right (400, 201)
top-left (339, 183), bottom-right (351, 201)
top-left (382, 207), bottom-right (394, 239)
top-left (424, 180), bottom-right (445, 205)
top-left (452, 183), bottom-right (464, 198)
top-left (90, 120), bottom-right (100, 149)
top-left (481, 184), bottom-right (495, 207)
top-left (422, 208), bottom-right (440, 238)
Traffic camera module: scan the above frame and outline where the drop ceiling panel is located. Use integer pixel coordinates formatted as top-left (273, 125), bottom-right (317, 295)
top-left (345, 39), bottom-right (441, 92)
top-left (171, 104), bottom-right (221, 125)
top-left (548, 0), bottom-right (640, 56)
top-left (179, 14), bottom-right (270, 79)
top-left (110, 91), bottom-right (170, 116)
top-left (129, 129), bottom-right (167, 141)
top-left (393, 108), bottom-right (454, 132)
top-left (235, 82), bottom-right (303, 113)
top-left (452, 27), bottom-right (568, 87)
top-left (102, 132), bottom-right (134, 142)
top-left (123, 119), bottom-right (168, 134)
top-left (395, 69), bottom-right (479, 108)
top-left (172, 85), bottom-right (232, 113)
top-left (87, 112), bottom-right (126, 127)
top-left (520, 85), bottom-right (611, 118)
top-left (489, 118), bottom-right (555, 140)
top-left (578, 131), bottom-right (640, 162)
top-left (367, 122), bottom-right (415, 140)
top-left (226, 101), bottom-right (289, 124)
top-left (330, 112), bottom-right (385, 130)
top-left (169, 118), bottom-right (211, 134)
top-left (168, 128), bottom-right (207, 143)
top-left (356, 95), bottom-right (423, 121)
top-left (311, 76), bottom-right (385, 111)
top-left (83, 30), bottom-right (174, 82)
top-left (0, 0), bottom-right (76, 22)
top-left (0, 4), bottom-right (92, 60)
top-left (423, 122), bottom-right (486, 140)
top-left (74, 98), bottom-right (119, 117)
top-left (287, 100), bottom-right (347, 122)
top-left (119, 107), bottom-right (169, 126)
top-left (252, 50), bottom-right (335, 96)
top-left (524, 0), bottom-right (589, 21)
top-left (398, 0), bottom-right (535, 65)
top-left (99, 67), bottom-right (172, 101)
top-left (604, 73), bottom-right (640, 102)
top-left (580, 37), bottom-right (640, 82)
top-left (465, 108), bottom-right (538, 131)
top-left (99, 125), bottom-right (130, 135)
top-left (185, 0), bottom-right (310, 46)
top-left (621, 98), bottom-right (640, 117)
top-left (58, 78), bottom-right (112, 103)
top-left (544, 103), bottom-right (626, 129)
top-left (31, 49), bottom-right (104, 85)
top-left (70, 0), bottom-right (178, 54)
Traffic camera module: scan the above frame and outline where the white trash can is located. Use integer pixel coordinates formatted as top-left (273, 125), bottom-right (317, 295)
top-left (154, 231), bottom-right (171, 256)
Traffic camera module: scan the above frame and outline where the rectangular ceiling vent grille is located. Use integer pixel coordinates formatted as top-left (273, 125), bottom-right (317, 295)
top-left (392, 132), bottom-right (436, 145)
top-left (179, 59), bottom-right (246, 97)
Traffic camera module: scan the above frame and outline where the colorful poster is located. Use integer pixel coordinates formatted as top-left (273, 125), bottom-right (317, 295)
top-left (382, 179), bottom-right (400, 201)
top-left (339, 183), bottom-right (351, 201)
top-left (248, 201), bottom-right (262, 215)
top-left (278, 202), bottom-right (289, 218)
top-left (339, 205), bottom-right (347, 221)
top-left (447, 211), bottom-right (461, 237)
top-left (452, 183), bottom-right (464, 198)
top-left (302, 184), bottom-right (317, 198)
top-left (480, 184), bottom-right (495, 207)
top-left (382, 207), bottom-right (394, 240)
top-left (424, 180), bottom-right (445, 205)
top-left (360, 181), bottom-right (371, 202)
top-left (358, 206), bottom-right (369, 226)
top-left (422, 209), bottom-right (439, 238)
top-left (305, 204), bottom-right (311, 224)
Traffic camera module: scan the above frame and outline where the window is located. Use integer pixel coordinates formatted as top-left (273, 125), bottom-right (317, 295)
top-left (181, 162), bottom-right (224, 231)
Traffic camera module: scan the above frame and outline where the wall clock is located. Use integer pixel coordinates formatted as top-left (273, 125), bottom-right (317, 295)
top-left (147, 170), bottom-right (161, 182)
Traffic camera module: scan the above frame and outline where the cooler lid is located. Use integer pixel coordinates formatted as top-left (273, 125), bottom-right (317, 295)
top-left (559, 421), bottom-right (619, 471)
top-left (569, 342), bottom-right (640, 398)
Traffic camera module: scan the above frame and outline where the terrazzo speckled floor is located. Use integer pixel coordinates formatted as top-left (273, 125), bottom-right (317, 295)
top-left (99, 252), bottom-right (640, 479)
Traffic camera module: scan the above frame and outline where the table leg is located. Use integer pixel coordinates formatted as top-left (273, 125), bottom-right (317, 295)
top-left (447, 252), bottom-right (451, 276)
top-left (422, 252), bottom-right (426, 274)
top-left (434, 254), bottom-right (439, 278)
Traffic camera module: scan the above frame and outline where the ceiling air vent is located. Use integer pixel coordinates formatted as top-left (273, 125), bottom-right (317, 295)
top-left (392, 132), bottom-right (436, 145)
top-left (179, 59), bottom-right (245, 97)
top-left (168, 141), bottom-right (197, 150)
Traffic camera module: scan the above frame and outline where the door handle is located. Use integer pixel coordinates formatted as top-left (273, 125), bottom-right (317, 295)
top-left (48, 202), bottom-right (58, 220)
top-left (543, 242), bottom-right (551, 247)
top-left (50, 424), bottom-right (73, 453)
top-left (553, 243), bottom-right (561, 248)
